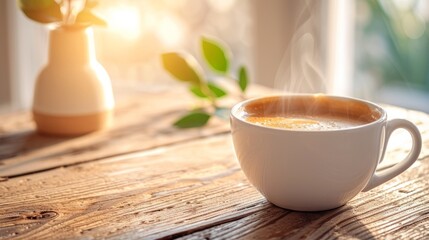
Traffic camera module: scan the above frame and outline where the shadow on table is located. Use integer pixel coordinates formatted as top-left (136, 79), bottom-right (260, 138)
top-left (184, 203), bottom-right (375, 239)
top-left (289, 205), bottom-right (375, 239)
top-left (243, 204), bottom-right (375, 239)
top-left (0, 108), bottom-right (224, 177)
top-left (0, 107), bottom-right (223, 162)
top-left (0, 130), bottom-right (77, 161)
top-left (0, 109), bottom-right (179, 164)
top-left (0, 130), bottom-right (81, 176)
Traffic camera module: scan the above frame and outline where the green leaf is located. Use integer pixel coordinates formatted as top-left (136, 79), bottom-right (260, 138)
top-left (201, 37), bottom-right (230, 73)
top-left (189, 82), bottom-right (227, 99)
top-left (18, 0), bottom-right (62, 23)
top-left (162, 52), bottom-right (203, 85)
top-left (238, 66), bottom-right (248, 92)
top-left (173, 111), bottom-right (211, 128)
top-left (189, 86), bottom-right (207, 98)
top-left (208, 82), bottom-right (227, 98)
top-left (76, 9), bottom-right (107, 26)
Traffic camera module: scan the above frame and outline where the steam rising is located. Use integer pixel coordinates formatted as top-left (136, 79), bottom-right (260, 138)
top-left (274, 1), bottom-right (327, 94)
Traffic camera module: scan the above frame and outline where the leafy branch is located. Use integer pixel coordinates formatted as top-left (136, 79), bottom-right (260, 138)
top-left (162, 36), bottom-right (249, 128)
top-left (18, 0), bottom-right (106, 27)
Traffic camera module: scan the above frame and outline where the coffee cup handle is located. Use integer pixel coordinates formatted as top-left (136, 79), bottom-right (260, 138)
top-left (363, 119), bottom-right (422, 192)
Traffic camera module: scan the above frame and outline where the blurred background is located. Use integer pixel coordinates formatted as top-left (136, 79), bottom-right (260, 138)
top-left (0, 0), bottom-right (428, 113)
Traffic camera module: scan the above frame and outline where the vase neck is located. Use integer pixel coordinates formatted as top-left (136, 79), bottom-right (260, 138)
top-left (48, 27), bottom-right (96, 65)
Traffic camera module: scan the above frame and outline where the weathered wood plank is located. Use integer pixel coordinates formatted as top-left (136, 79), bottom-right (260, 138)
top-left (0, 135), bottom-right (262, 239)
top-left (180, 165), bottom-right (429, 240)
top-left (0, 85), bottom-right (273, 178)
top-left (1, 90), bottom-right (428, 178)
top-left (1, 86), bottom-right (429, 239)
top-left (1, 131), bottom-right (429, 239)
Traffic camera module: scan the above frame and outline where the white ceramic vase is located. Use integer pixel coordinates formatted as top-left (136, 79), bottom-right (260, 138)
top-left (33, 26), bottom-right (114, 136)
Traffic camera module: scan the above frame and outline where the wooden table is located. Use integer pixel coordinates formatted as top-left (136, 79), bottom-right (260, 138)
top-left (1, 85), bottom-right (429, 239)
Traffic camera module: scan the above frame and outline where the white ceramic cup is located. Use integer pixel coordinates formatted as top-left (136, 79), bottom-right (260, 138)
top-left (230, 95), bottom-right (422, 211)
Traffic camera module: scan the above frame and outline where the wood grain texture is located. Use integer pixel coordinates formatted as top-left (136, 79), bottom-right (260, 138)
top-left (1, 89), bottom-right (428, 179)
top-left (0, 86), bottom-right (272, 178)
top-left (1, 87), bottom-right (429, 239)
top-left (1, 131), bottom-right (429, 239)
top-left (181, 162), bottom-right (429, 240)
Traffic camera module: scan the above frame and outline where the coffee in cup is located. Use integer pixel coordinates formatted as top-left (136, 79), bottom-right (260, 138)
top-left (242, 95), bottom-right (378, 131)
top-left (230, 94), bottom-right (422, 211)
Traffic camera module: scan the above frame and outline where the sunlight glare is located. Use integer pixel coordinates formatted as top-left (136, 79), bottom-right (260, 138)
top-left (106, 6), bottom-right (141, 40)
top-left (156, 15), bottom-right (185, 47)
top-left (208, 0), bottom-right (236, 12)
top-left (141, 11), bottom-right (157, 32)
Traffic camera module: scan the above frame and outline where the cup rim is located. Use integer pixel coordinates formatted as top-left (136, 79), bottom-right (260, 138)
top-left (230, 94), bottom-right (387, 133)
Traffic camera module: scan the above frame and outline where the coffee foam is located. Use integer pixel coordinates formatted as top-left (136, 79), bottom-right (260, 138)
top-left (245, 115), bottom-right (363, 131)
top-left (242, 95), bottom-right (382, 130)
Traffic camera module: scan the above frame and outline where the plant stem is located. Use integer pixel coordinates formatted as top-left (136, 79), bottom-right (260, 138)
top-left (68, 0), bottom-right (73, 24)
top-left (226, 74), bottom-right (246, 99)
top-left (199, 83), bottom-right (218, 108)
top-left (62, 0), bottom-right (72, 25)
